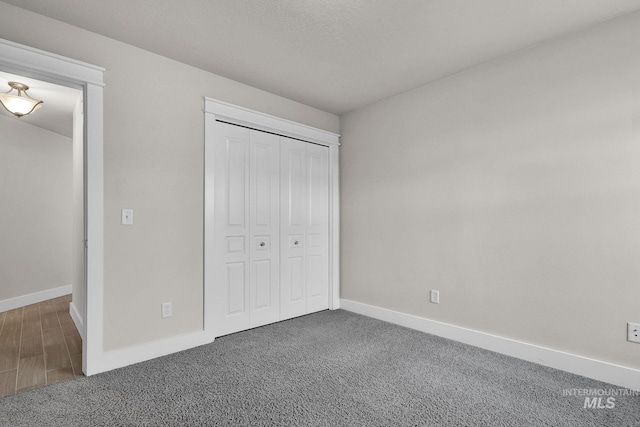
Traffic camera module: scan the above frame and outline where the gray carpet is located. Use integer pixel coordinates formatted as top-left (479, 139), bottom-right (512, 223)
top-left (1, 310), bottom-right (638, 426)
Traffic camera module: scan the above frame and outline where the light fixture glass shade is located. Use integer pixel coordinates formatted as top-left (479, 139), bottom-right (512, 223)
top-left (0, 82), bottom-right (43, 117)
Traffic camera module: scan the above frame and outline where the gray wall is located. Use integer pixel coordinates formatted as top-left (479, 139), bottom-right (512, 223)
top-left (0, 2), bottom-right (339, 352)
top-left (0, 115), bottom-right (72, 301)
top-left (340, 11), bottom-right (640, 369)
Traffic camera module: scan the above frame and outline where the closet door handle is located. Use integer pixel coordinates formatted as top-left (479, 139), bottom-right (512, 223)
top-left (260, 242), bottom-right (266, 247)
top-left (294, 240), bottom-right (299, 246)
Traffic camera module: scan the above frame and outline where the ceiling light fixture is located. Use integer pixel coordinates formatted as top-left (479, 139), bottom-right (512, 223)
top-left (0, 81), bottom-right (43, 118)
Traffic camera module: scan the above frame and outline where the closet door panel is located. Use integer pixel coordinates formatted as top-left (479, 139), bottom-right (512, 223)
top-left (287, 150), bottom-right (305, 228)
top-left (280, 138), bottom-right (307, 320)
top-left (306, 144), bottom-right (330, 313)
top-left (226, 139), bottom-right (247, 228)
top-left (254, 260), bottom-right (271, 309)
top-left (249, 130), bottom-right (280, 328)
top-left (212, 123), bottom-right (251, 336)
top-left (308, 255), bottom-right (323, 297)
top-left (226, 262), bottom-right (247, 314)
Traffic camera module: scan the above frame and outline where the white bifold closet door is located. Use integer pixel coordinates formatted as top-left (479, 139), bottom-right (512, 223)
top-left (211, 123), bottom-right (280, 337)
top-left (280, 137), bottom-right (329, 319)
top-left (211, 123), bottom-right (329, 338)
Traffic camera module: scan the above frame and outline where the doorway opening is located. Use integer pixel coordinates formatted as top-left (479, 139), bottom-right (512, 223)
top-left (0, 71), bottom-right (84, 395)
top-left (0, 37), bottom-right (105, 379)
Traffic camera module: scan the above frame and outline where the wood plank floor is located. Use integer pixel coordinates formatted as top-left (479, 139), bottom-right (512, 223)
top-left (0, 295), bottom-right (82, 397)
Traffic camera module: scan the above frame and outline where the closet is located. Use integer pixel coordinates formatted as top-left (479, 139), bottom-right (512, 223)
top-left (204, 99), bottom-right (339, 338)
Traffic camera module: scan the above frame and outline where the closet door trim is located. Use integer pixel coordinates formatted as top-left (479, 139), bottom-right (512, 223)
top-left (204, 98), bottom-right (340, 338)
top-left (204, 98), bottom-right (340, 147)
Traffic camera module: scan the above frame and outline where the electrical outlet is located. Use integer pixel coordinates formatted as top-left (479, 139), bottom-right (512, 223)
top-left (628, 323), bottom-right (640, 343)
top-left (430, 290), bottom-right (440, 304)
top-left (161, 302), bottom-right (172, 318)
top-left (121, 209), bottom-right (133, 225)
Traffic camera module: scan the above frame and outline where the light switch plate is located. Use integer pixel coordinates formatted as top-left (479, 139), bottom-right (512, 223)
top-left (121, 209), bottom-right (133, 225)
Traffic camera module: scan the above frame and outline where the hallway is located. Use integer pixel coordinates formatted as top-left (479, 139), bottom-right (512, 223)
top-left (0, 295), bottom-right (82, 397)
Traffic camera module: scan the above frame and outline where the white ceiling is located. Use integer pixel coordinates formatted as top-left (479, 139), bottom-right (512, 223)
top-left (3, 0), bottom-right (640, 115)
top-left (0, 71), bottom-right (81, 138)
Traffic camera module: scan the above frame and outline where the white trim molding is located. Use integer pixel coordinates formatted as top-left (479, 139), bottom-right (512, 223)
top-left (204, 98), bottom-right (340, 147)
top-left (340, 299), bottom-right (640, 391)
top-left (0, 285), bottom-right (72, 313)
top-left (83, 80), bottom-right (104, 376)
top-left (328, 146), bottom-right (340, 311)
top-left (69, 301), bottom-right (84, 340)
top-left (0, 38), bottom-right (104, 87)
top-left (97, 330), bottom-right (213, 374)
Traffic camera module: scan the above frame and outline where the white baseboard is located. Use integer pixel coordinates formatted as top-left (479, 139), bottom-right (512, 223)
top-left (0, 285), bottom-right (72, 313)
top-left (69, 301), bottom-right (84, 340)
top-left (95, 330), bottom-right (215, 374)
top-left (340, 299), bottom-right (640, 391)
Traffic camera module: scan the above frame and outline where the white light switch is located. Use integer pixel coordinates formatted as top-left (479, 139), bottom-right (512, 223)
top-left (121, 209), bottom-right (133, 225)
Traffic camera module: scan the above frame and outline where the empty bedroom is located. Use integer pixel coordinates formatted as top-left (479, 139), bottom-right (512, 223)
top-left (0, 1), bottom-right (639, 426)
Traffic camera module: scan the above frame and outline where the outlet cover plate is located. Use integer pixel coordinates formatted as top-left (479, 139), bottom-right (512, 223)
top-left (430, 290), bottom-right (440, 304)
top-left (121, 209), bottom-right (133, 225)
top-left (161, 302), bottom-right (172, 318)
top-left (628, 323), bottom-right (640, 343)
